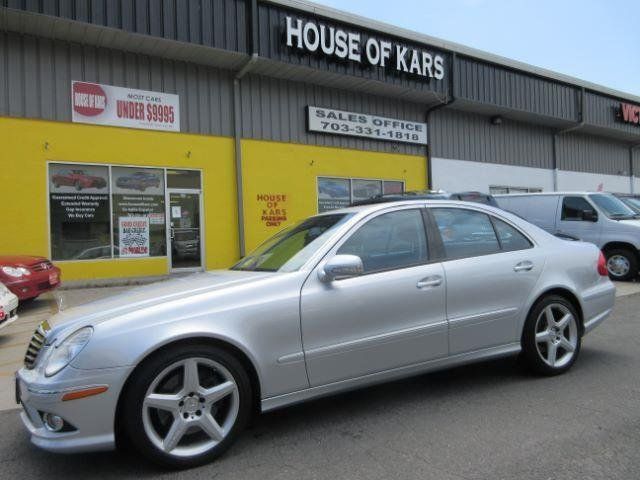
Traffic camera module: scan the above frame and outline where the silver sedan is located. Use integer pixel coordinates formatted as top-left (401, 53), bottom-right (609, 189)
top-left (16, 200), bottom-right (615, 468)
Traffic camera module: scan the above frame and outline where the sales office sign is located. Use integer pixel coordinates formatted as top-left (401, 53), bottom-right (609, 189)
top-left (308, 106), bottom-right (427, 145)
top-left (71, 81), bottom-right (180, 132)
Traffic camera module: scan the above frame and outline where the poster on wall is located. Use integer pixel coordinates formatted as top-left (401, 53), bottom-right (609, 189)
top-left (383, 181), bottom-right (404, 195)
top-left (48, 163), bottom-right (111, 260)
top-left (112, 167), bottom-right (166, 257)
top-left (71, 81), bottom-right (180, 132)
top-left (317, 177), bottom-right (351, 213)
top-left (351, 179), bottom-right (383, 202)
top-left (119, 216), bottom-right (150, 257)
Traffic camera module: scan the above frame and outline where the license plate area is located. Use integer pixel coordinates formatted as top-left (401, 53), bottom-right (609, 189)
top-left (49, 272), bottom-right (59, 285)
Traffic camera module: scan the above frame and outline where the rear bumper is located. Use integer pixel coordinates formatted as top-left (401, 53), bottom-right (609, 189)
top-left (581, 280), bottom-right (616, 335)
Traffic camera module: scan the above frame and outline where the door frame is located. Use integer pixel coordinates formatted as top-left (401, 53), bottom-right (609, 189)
top-left (165, 187), bottom-right (205, 273)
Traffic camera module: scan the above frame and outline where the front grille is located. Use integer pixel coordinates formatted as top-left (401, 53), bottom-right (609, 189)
top-left (30, 261), bottom-right (53, 272)
top-left (24, 324), bottom-right (48, 369)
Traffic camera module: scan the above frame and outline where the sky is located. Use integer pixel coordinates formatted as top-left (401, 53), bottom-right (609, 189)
top-left (313, 0), bottom-right (640, 96)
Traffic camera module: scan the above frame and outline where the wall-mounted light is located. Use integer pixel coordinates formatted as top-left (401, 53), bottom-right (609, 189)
top-left (490, 115), bottom-right (503, 126)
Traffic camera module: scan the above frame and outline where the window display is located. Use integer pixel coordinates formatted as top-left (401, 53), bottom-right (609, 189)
top-left (317, 177), bottom-right (404, 212)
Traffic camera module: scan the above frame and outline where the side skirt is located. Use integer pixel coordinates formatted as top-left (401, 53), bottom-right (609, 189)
top-left (261, 342), bottom-right (521, 412)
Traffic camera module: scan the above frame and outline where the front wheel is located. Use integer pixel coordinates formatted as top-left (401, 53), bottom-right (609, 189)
top-left (521, 295), bottom-right (581, 376)
top-left (604, 248), bottom-right (638, 281)
top-left (121, 344), bottom-right (252, 469)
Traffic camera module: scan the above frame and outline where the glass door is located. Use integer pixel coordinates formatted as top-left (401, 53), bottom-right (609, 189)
top-left (167, 190), bottom-right (203, 271)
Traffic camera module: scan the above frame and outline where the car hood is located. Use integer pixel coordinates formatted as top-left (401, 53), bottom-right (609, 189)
top-left (618, 219), bottom-right (640, 227)
top-left (0, 255), bottom-right (47, 266)
top-left (47, 270), bottom-right (275, 338)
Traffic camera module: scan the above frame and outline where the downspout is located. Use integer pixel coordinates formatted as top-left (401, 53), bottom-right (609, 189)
top-left (424, 52), bottom-right (456, 190)
top-left (630, 143), bottom-right (640, 194)
top-left (552, 87), bottom-right (586, 191)
top-left (233, 0), bottom-right (259, 258)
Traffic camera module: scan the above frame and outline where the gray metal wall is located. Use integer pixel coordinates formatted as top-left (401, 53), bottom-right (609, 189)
top-left (0, 30), bottom-right (234, 136)
top-left (1, 0), bottom-right (248, 53)
top-left (429, 108), bottom-right (554, 169)
top-left (454, 56), bottom-right (578, 122)
top-left (585, 91), bottom-right (640, 137)
top-left (557, 133), bottom-right (631, 176)
top-left (239, 73), bottom-right (427, 155)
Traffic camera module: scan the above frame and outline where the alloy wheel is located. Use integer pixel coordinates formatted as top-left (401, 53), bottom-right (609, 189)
top-left (142, 357), bottom-right (239, 458)
top-left (607, 254), bottom-right (630, 278)
top-left (534, 303), bottom-right (578, 368)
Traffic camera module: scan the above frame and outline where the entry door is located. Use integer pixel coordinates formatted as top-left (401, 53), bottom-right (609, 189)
top-left (300, 208), bottom-right (448, 387)
top-left (167, 190), bottom-right (203, 271)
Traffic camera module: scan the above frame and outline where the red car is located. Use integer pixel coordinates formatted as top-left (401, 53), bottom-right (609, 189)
top-left (0, 256), bottom-right (61, 301)
top-left (51, 169), bottom-right (107, 190)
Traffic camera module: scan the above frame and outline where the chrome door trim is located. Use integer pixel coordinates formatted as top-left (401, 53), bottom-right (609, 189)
top-left (304, 320), bottom-right (449, 360)
top-left (448, 307), bottom-right (519, 327)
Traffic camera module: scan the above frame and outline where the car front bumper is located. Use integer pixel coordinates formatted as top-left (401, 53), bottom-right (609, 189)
top-left (17, 364), bottom-right (133, 453)
top-left (4, 267), bottom-right (61, 300)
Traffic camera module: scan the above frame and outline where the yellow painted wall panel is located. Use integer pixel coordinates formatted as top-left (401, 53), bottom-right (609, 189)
top-left (242, 139), bottom-right (427, 251)
top-left (0, 117), bottom-right (238, 280)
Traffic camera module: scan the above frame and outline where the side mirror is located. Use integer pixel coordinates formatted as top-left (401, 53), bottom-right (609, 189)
top-left (318, 254), bottom-right (364, 282)
top-left (581, 209), bottom-right (598, 222)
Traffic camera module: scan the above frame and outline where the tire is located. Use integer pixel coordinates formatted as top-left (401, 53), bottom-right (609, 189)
top-left (521, 295), bottom-right (581, 376)
top-left (121, 343), bottom-right (253, 469)
top-left (604, 248), bottom-right (638, 281)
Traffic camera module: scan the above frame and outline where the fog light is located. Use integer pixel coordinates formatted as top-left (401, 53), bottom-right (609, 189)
top-left (42, 413), bottom-right (65, 432)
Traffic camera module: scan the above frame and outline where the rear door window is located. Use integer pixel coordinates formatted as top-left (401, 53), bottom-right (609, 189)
top-left (431, 208), bottom-right (500, 259)
top-left (493, 218), bottom-right (532, 252)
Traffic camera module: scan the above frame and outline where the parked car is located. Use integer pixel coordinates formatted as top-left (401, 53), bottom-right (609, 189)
top-left (353, 190), bottom-right (499, 207)
top-left (0, 256), bottom-right (61, 301)
top-left (51, 169), bottom-right (107, 191)
top-left (116, 172), bottom-right (161, 191)
top-left (16, 200), bottom-right (614, 468)
top-left (172, 229), bottom-right (200, 259)
top-left (0, 282), bottom-right (19, 331)
top-left (613, 193), bottom-right (640, 215)
top-left (495, 192), bottom-right (640, 280)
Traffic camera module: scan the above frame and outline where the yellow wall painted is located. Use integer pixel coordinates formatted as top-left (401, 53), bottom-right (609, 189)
top-left (242, 139), bottom-right (427, 251)
top-left (0, 117), bottom-right (238, 281)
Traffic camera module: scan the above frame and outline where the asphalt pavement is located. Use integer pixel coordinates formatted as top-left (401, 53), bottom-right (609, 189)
top-left (0, 289), bottom-right (639, 479)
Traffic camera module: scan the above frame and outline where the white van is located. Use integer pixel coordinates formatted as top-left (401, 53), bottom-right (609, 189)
top-left (495, 192), bottom-right (640, 280)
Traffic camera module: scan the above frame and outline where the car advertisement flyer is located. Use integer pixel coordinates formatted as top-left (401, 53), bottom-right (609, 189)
top-left (317, 177), bottom-right (351, 213)
top-left (71, 81), bottom-right (180, 132)
top-left (119, 216), bottom-right (150, 257)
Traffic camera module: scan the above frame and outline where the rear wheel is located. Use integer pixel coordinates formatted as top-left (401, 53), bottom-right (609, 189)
top-left (522, 295), bottom-right (581, 376)
top-left (121, 344), bottom-right (252, 469)
top-left (604, 248), bottom-right (638, 281)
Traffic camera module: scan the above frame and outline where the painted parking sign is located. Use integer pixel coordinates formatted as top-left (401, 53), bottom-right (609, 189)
top-left (71, 81), bottom-right (180, 132)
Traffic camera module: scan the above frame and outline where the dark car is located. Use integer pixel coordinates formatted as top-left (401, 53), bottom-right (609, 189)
top-left (116, 172), bottom-right (161, 191)
top-left (352, 190), bottom-right (499, 207)
top-left (51, 169), bottom-right (107, 191)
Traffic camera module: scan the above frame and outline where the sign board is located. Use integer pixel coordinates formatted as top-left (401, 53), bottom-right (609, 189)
top-left (71, 81), bottom-right (180, 132)
top-left (308, 106), bottom-right (427, 145)
top-left (285, 16), bottom-right (445, 82)
top-left (618, 102), bottom-right (640, 126)
top-left (119, 216), bottom-right (150, 257)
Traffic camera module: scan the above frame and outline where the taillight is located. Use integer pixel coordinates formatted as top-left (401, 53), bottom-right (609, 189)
top-left (597, 251), bottom-right (608, 277)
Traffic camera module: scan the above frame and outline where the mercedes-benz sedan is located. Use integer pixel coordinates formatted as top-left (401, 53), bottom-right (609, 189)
top-left (16, 200), bottom-right (615, 468)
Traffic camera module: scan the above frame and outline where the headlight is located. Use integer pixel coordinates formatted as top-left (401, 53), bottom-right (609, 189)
top-left (1, 266), bottom-right (31, 277)
top-left (44, 327), bottom-right (93, 377)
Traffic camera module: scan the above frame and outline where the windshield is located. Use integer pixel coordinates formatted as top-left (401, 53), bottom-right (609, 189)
top-left (619, 197), bottom-right (640, 214)
top-left (232, 213), bottom-right (352, 272)
top-left (589, 194), bottom-right (638, 219)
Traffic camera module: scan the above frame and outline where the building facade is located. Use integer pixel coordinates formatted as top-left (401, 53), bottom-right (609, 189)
top-left (1, 0), bottom-right (639, 282)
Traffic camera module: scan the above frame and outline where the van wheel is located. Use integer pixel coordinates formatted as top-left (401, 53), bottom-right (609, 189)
top-left (521, 295), bottom-right (581, 376)
top-left (604, 248), bottom-right (638, 281)
top-left (121, 344), bottom-right (252, 469)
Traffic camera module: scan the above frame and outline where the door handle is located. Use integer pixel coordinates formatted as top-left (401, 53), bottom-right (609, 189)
top-left (513, 261), bottom-right (534, 272)
top-left (417, 276), bottom-right (443, 289)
